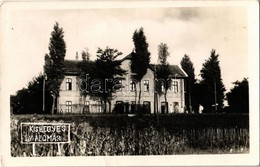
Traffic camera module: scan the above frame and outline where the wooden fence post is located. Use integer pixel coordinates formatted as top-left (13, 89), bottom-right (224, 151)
top-left (32, 143), bottom-right (36, 156)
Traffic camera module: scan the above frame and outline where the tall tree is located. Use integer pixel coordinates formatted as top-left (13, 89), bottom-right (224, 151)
top-left (81, 48), bottom-right (90, 62)
top-left (44, 22), bottom-right (66, 114)
top-left (131, 27), bottom-right (151, 104)
top-left (200, 49), bottom-right (226, 113)
top-left (156, 43), bottom-right (171, 114)
top-left (78, 49), bottom-right (95, 99)
top-left (226, 78), bottom-right (249, 113)
top-left (93, 47), bottom-right (126, 113)
top-left (180, 54), bottom-right (196, 113)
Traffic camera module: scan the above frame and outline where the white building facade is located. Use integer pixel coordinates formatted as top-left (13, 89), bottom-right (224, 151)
top-left (57, 53), bottom-right (188, 114)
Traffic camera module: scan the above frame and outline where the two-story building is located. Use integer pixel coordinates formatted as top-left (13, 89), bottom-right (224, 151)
top-left (57, 52), bottom-right (187, 114)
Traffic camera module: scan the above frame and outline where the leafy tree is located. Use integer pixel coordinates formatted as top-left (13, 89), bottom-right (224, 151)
top-left (10, 74), bottom-right (52, 114)
top-left (192, 82), bottom-right (204, 113)
top-left (180, 54), bottom-right (196, 113)
top-left (156, 43), bottom-right (171, 114)
top-left (131, 27), bottom-right (151, 104)
top-left (77, 50), bottom-right (95, 99)
top-left (95, 47), bottom-right (126, 113)
top-left (226, 78), bottom-right (249, 113)
top-left (200, 49), bottom-right (226, 113)
top-left (158, 43), bottom-right (170, 65)
top-left (44, 22), bottom-right (66, 114)
top-left (81, 48), bottom-right (90, 62)
top-left (85, 47), bottom-right (126, 113)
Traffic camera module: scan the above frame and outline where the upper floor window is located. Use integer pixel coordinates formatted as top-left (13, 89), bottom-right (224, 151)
top-left (172, 81), bottom-right (178, 92)
top-left (84, 101), bottom-right (90, 106)
top-left (143, 80), bottom-right (149, 92)
top-left (115, 79), bottom-right (122, 92)
top-left (66, 78), bottom-right (72, 90)
top-left (130, 80), bottom-right (136, 92)
top-left (65, 101), bottom-right (72, 113)
top-left (161, 84), bottom-right (165, 92)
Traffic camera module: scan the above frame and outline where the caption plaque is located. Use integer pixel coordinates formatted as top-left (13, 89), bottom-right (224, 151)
top-left (21, 123), bottom-right (70, 144)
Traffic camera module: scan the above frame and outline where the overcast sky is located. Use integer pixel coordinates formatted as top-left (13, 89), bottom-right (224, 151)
top-left (1, 2), bottom-right (255, 96)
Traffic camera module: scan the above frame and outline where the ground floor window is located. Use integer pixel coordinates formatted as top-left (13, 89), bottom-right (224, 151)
top-left (114, 101), bottom-right (124, 114)
top-left (83, 101), bottom-right (90, 114)
top-left (116, 101), bottom-right (123, 104)
top-left (97, 101), bottom-right (102, 113)
top-left (161, 102), bottom-right (168, 114)
top-left (125, 101), bottom-right (129, 113)
top-left (91, 101), bottom-right (102, 113)
top-left (174, 102), bottom-right (179, 113)
top-left (65, 101), bottom-right (72, 113)
top-left (130, 101), bottom-right (136, 113)
top-left (143, 101), bottom-right (151, 113)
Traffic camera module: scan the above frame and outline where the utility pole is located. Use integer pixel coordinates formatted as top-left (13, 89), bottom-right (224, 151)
top-left (43, 72), bottom-right (47, 113)
top-left (213, 77), bottom-right (218, 112)
top-left (154, 65), bottom-right (158, 124)
top-left (188, 78), bottom-right (192, 113)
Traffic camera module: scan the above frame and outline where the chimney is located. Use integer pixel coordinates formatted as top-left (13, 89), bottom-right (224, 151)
top-left (75, 52), bottom-right (79, 60)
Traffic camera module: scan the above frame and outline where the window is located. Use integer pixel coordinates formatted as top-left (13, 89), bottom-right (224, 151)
top-left (143, 101), bottom-right (151, 113)
top-left (66, 78), bottom-right (72, 90)
top-left (161, 84), bottom-right (165, 92)
top-left (130, 80), bottom-right (136, 92)
top-left (115, 101), bottom-right (124, 114)
top-left (130, 101), bottom-right (136, 113)
top-left (161, 102), bottom-right (168, 114)
top-left (97, 101), bottom-right (102, 113)
top-left (65, 101), bottom-right (72, 113)
top-left (156, 79), bottom-right (166, 92)
top-left (84, 101), bottom-right (90, 106)
top-left (83, 101), bottom-right (90, 114)
top-left (115, 80), bottom-right (122, 92)
top-left (174, 102), bottom-right (179, 113)
top-left (143, 80), bottom-right (149, 92)
top-left (172, 81), bottom-right (178, 92)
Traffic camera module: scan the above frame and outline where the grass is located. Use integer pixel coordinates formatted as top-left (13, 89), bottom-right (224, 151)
top-left (10, 113), bottom-right (249, 156)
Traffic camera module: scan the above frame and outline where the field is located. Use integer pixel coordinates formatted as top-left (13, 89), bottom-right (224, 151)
top-left (10, 114), bottom-right (249, 156)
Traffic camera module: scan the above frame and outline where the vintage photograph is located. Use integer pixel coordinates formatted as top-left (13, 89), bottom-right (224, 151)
top-left (1, 0), bottom-right (259, 166)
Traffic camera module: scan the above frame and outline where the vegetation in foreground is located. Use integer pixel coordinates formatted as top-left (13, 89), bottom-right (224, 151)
top-left (11, 114), bottom-right (249, 156)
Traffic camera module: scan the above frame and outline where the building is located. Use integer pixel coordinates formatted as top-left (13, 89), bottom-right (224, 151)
top-left (57, 53), bottom-right (188, 114)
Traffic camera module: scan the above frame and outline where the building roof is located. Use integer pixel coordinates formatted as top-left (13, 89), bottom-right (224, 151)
top-left (64, 60), bottom-right (80, 75)
top-left (64, 53), bottom-right (188, 78)
top-left (121, 53), bottom-right (188, 78)
top-left (121, 52), bottom-right (133, 61)
top-left (168, 65), bottom-right (188, 78)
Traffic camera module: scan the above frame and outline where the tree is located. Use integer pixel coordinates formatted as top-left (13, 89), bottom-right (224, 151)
top-left (95, 47), bottom-right (126, 113)
top-left (81, 47), bottom-right (126, 113)
top-left (158, 43), bottom-right (170, 65)
top-left (131, 27), bottom-right (151, 104)
top-left (77, 49), bottom-right (95, 101)
top-left (192, 82), bottom-right (204, 113)
top-left (44, 22), bottom-right (66, 114)
top-left (10, 74), bottom-right (52, 114)
top-left (200, 49), bottom-right (226, 113)
top-left (156, 43), bottom-right (171, 114)
top-left (180, 54), bottom-right (196, 113)
top-left (81, 48), bottom-right (90, 62)
top-left (226, 78), bottom-right (249, 113)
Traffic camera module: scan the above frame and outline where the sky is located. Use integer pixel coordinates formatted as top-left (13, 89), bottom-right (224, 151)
top-left (1, 2), bottom-right (254, 96)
